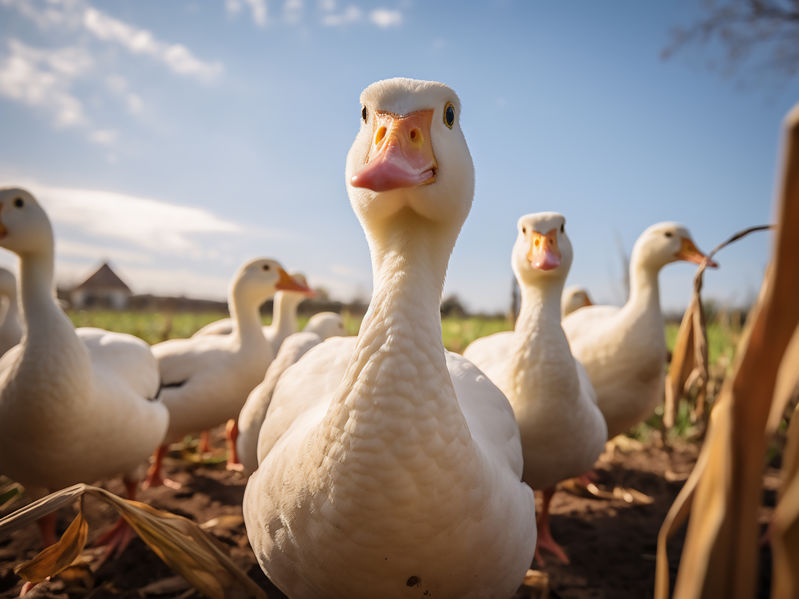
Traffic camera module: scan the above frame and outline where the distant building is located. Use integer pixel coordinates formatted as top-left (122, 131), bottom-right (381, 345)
top-left (70, 262), bottom-right (132, 310)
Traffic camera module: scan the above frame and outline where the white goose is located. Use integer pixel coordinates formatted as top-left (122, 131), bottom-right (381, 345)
top-left (561, 285), bottom-right (593, 318)
top-left (0, 188), bottom-right (167, 546)
top-left (0, 266), bottom-right (22, 355)
top-left (193, 273), bottom-right (314, 356)
top-left (144, 257), bottom-right (310, 486)
top-left (562, 222), bottom-right (715, 438)
top-left (243, 78), bottom-right (535, 599)
top-left (236, 312), bottom-right (347, 475)
top-left (463, 212), bottom-right (607, 564)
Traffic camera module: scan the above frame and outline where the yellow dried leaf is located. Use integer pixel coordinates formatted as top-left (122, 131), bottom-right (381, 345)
top-left (15, 504), bottom-right (88, 583)
top-left (0, 484), bottom-right (267, 599)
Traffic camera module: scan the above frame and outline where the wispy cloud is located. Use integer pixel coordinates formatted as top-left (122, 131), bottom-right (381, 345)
top-left (369, 8), bottom-right (402, 28)
top-left (105, 74), bottom-right (143, 115)
top-left (226, 0), bottom-right (268, 27)
top-left (322, 4), bottom-right (362, 26)
top-left (83, 7), bottom-right (223, 82)
top-left (319, 3), bottom-right (403, 28)
top-left (3, 0), bottom-right (223, 83)
top-left (283, 0), bottom-right (304, 24)
top-left (22, 182), bottom-right (243, 255)
top-left (57, 239), bottom-right (154, 265)
top-left (87, 129), bottom-right (118, 146)
top-left (0, 39), bottom-right (91, 127)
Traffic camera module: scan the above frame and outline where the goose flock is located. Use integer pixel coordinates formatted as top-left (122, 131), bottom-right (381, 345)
top-left (0, 77), bottom-right (716, 598)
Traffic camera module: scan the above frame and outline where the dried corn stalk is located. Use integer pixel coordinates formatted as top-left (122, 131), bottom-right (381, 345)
top-left (655, 103), bottom-right (799, 599)
top-left (0, 483), bottom-right (267, 599)
top-left (663, 224), bottom-right (772, 431)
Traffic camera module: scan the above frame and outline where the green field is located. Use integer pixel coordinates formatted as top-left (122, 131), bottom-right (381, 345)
top-left (67, 310), bottom-right (739, 362)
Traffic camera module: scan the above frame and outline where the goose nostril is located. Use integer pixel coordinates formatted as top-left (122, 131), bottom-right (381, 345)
top-left (409, 128), bottom-right (421, 143)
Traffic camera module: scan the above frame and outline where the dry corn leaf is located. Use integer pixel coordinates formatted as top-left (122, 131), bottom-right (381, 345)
top-left (655, 103), bottom-right (799, 599)
top-left (15, 500), bottom-right (88, 583)
top-left (663, 224), bottom-right (772, 433)
top-left (0, 483), bottom-right (267, 599)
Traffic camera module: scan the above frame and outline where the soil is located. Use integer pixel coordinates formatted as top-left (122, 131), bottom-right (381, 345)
top-left (0, 433), bottom-right (776, 599)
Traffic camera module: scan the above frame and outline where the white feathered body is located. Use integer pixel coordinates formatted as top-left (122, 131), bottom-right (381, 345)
top-left (238, 331), bottom-right (324, 474)
top-left (562, 302), bottom-right (666, 438)
top-left (153, 332), bottom-right (272, 442)
top-left (244, 326), bottom-right (535, 599)
top-left (0, 315), bottom-right (166, 491)
top-left (464, 308), bottom-right (606, 490)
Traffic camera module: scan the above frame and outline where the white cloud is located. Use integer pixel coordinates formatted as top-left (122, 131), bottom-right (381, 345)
top-left (318, 0), bottom-right (336, 13)
top-left (105, 75), bottom-right (143, 115)
top-left (226, 0), bottom-right (268, 27)
top-left (57, 239), bottom-right (153, 265)
top-left (0, 0), bottom-right (84, 30)
top-left (283, 0), bottom-right (303, 24)
top-left (20, 181), bottom-right (244, 255)
top-left (322, 4), bottom-right (361, 26)
top-left (0, 39), bottom-right (91, 128)
top-left (88, 128), bottom-right (117, 145)
top-left (369, 8), bottom-right (401, 28)
top-left (83, 7), bottom-right (223, 82)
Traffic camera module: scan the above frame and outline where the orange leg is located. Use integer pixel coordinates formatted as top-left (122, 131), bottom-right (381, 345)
top-left (93, 476), bottom-right (139, 562)
top-left (225, 419), bottom-right (244, 472)
top-left (534, 487), bottom-right (570, 566)
top-left (142, 444), bottom-right (181, 490)
top-left (198, 430), bottom-right (212, 454)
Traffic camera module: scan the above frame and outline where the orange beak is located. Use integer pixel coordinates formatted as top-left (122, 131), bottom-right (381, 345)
top-left (527, 228), bottom-right (561, 271)
top-left (675, 237), bottom-right (718, 268)
top-left (350, 109), bottom-right (437, 192)
top-left (276, 268), bottom-right (313, 293)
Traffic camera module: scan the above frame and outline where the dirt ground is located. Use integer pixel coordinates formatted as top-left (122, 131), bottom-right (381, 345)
top-left (0, 433), bottom-right (777, 599)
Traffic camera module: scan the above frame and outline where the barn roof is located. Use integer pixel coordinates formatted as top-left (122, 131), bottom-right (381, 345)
top-left (73, 262), bottom-right (132, 293)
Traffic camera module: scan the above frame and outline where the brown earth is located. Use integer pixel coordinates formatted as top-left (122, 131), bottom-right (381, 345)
top-left (0, 433), bottom-right (776, 599)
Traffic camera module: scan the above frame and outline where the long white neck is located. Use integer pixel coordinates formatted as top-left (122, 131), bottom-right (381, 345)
top-left (15, 243), bottom-right (90, 398)
top-left (319, 209), bottom-right (473, 462)
top-left (627, 248), bottom-right (662, 314)
top-left (271, 292), bottom-right (300, 343)
top-left (19, 246), bottom-right (73, 346)
top-left (229, 285), bottom-right (268, 346)
top-left (511, 276), bottom-right (579, 402)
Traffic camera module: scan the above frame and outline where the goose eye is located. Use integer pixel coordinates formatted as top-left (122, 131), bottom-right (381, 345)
top-left (13, 198), bottom-right (23, 208)
top-left (361, 105), bottom-right (368, 122)
top-left (443, 102), bottom-right (455, 129)
top-left (262, 264), bottom-right (271, 271)
top-left (522, 226), bottom-right (527, 235)
top-left (560, 223), bottom-right (565, 233)
top-left (664, 231), bottom-right (673, 238)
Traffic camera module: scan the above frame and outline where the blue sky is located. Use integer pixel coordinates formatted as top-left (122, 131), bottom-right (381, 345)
top-left (0, 0), bottom-right (795, 313)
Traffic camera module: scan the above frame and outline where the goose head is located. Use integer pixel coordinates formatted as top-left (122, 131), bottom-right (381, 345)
top-left (231, 258), bottom-right (312, 306)
top-left (632, 222), bottom-right (717, 272)
top-left (512, 212), bottom-right (573, 288)
top-left (346, 78), bottom-right (474, 234)
top-left (305, 312), bottom-right (346, 339)
top-left (562, 285), bottom-right (593, 317)
top-left (0, 188), bottom-right (53, 257)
